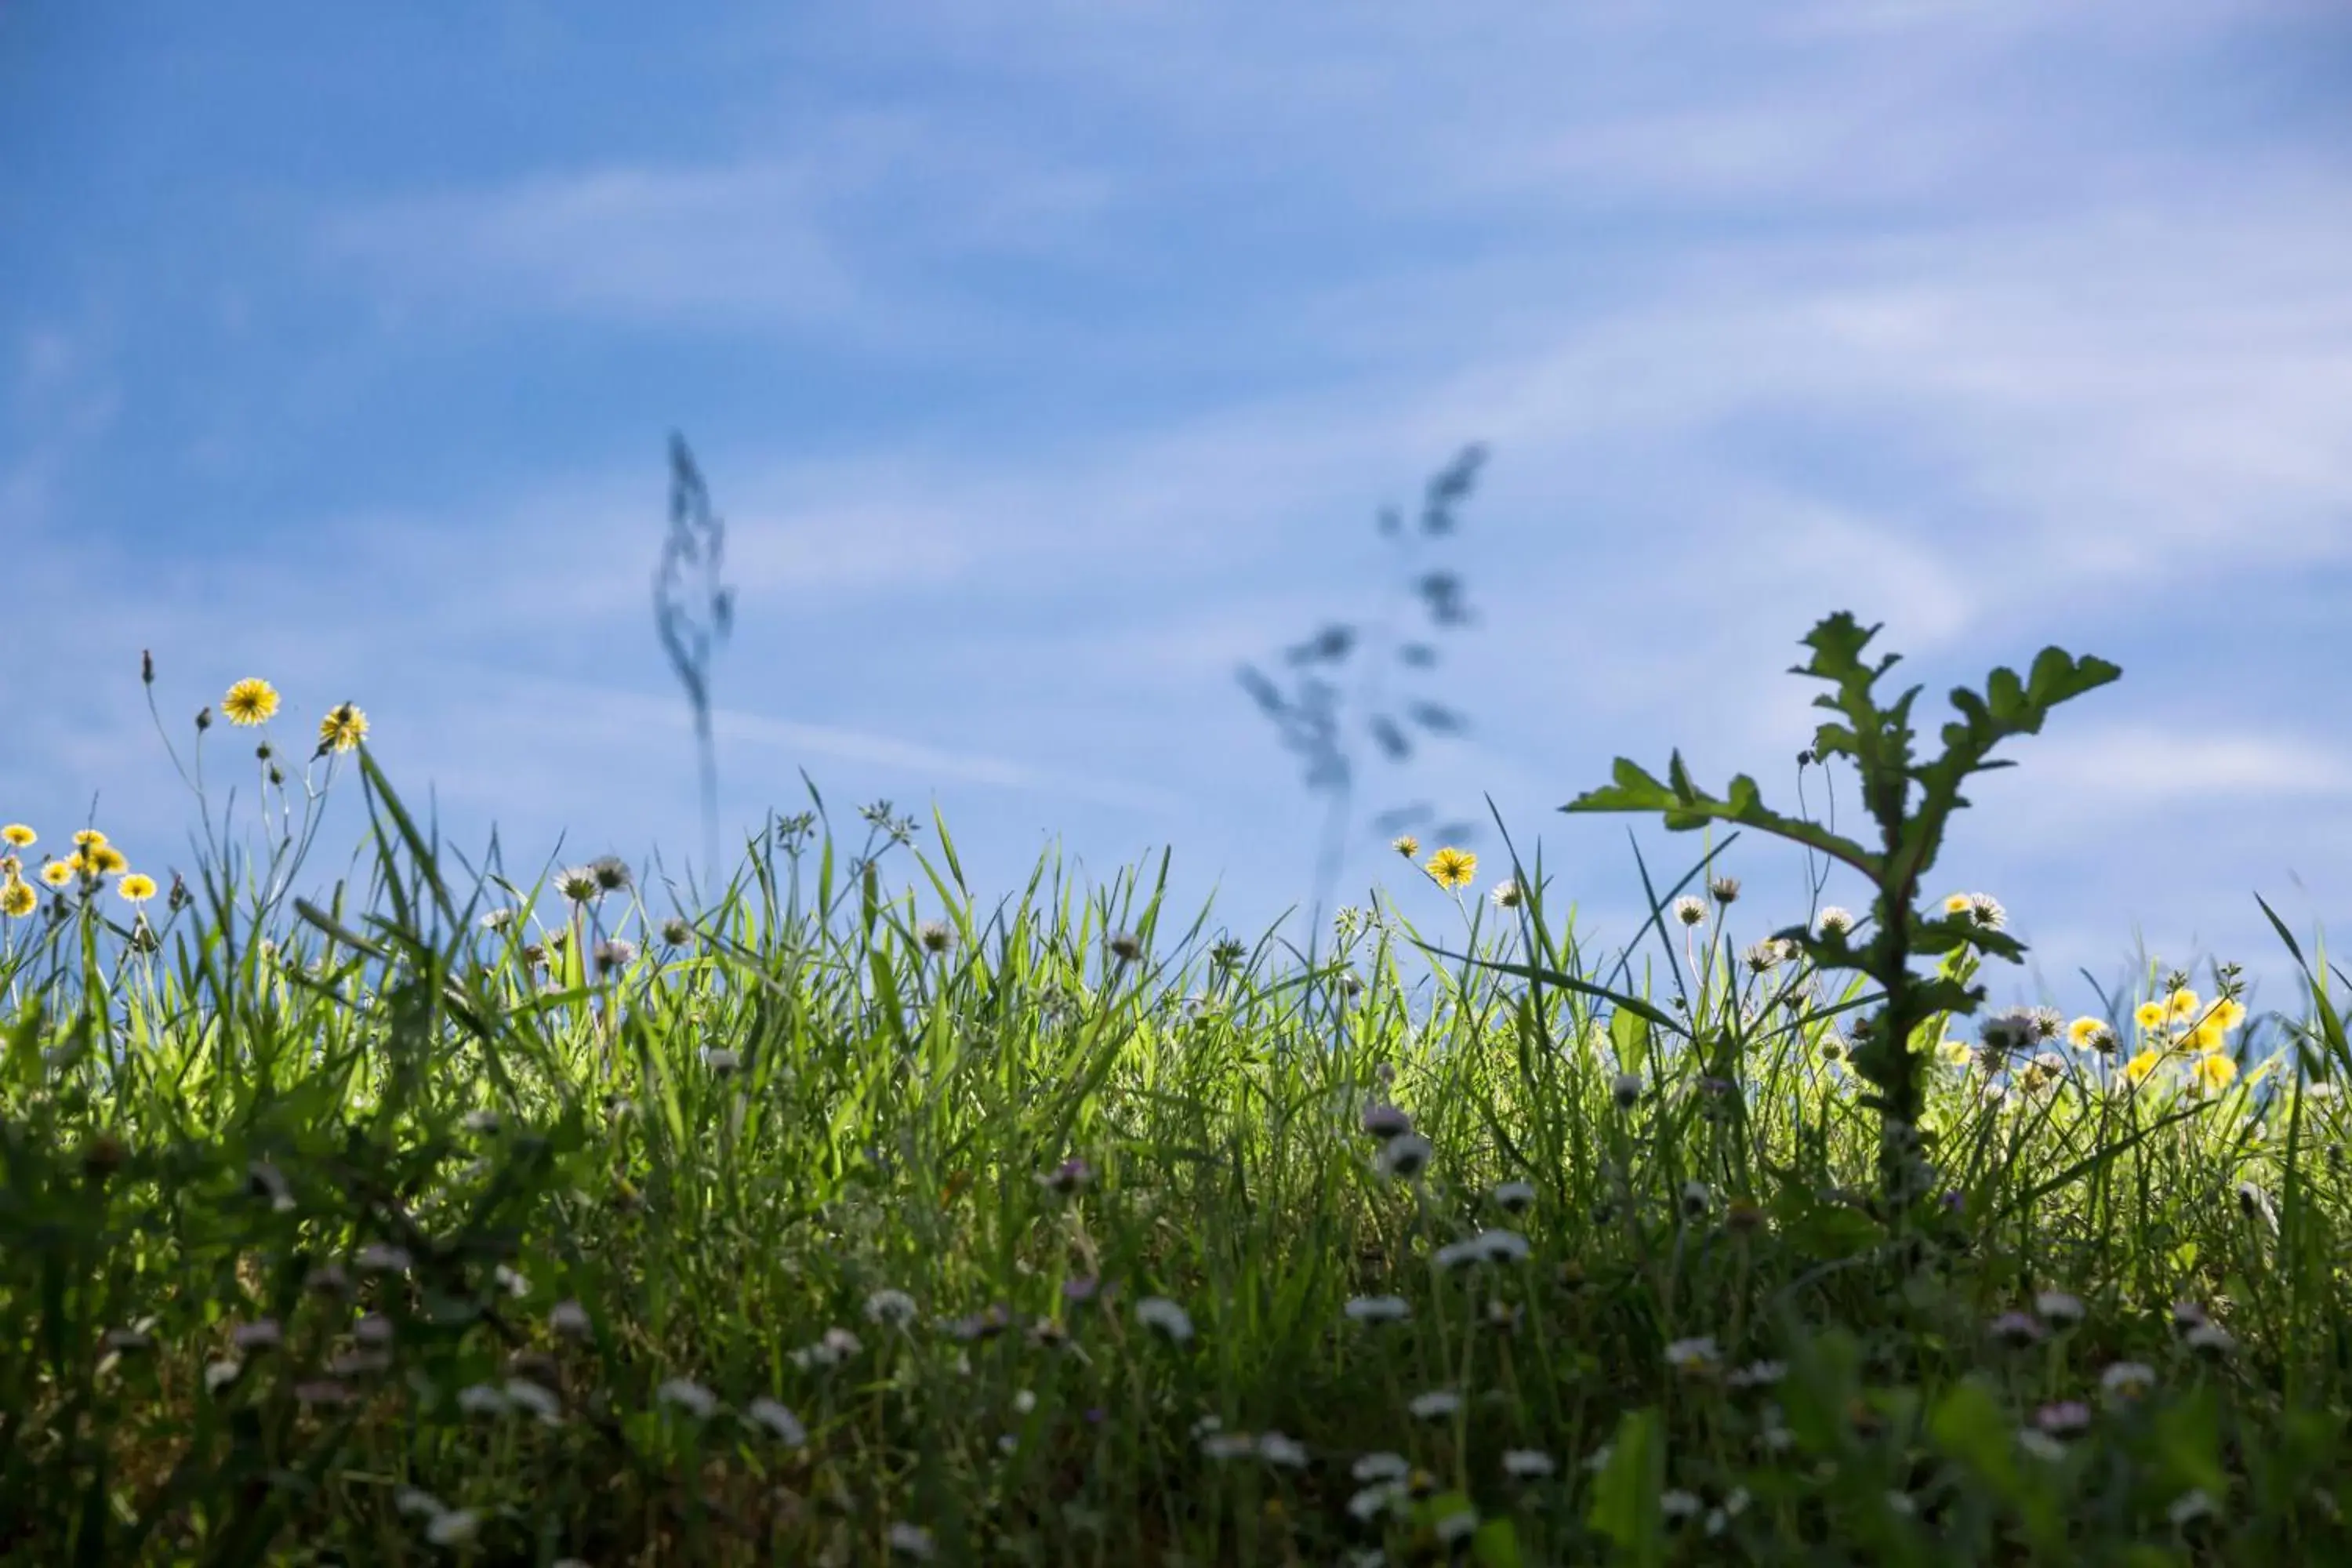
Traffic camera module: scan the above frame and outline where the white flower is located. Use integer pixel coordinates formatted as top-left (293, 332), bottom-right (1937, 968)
top-left (2168, 1489), bottom-right (2216, 1526)
top-left (248, 1160), bottom-right (296, 1214)
top-left (1503, 1448), bottom-right (1555, 1479)
top-left (746, 1397), bottom-right (807, 1445)
top-left (2017, 1428), bottom-right (2067, 1463)
top-left (204, 1357), bottom-right (242, 1394)
top-left (1353, 1451), bottom-right (1411, 1483)
top-left (1490, 880), bottom-right (1523, 909)
top-left (2100, 1361), bottom-right (2158, 1402)
top-left (1727, 1359), bottom-right (1787, 1389)
top-left (657, 1378), bottom-right (719, 1419)
top-left (1434, 1229), bottom-right (1530, 1272)
top-left (394, 1486), bottom-right (445, 1519)
top-left (1664, 1336), bottom-right (1720, 1373)
top-left (1408, 1389), bottom-right (1461, 1421)
top-left (456, 1382), bottom-right (511, 1417)
top-left (701, 1047), bottom-right (741, 1074)
top-left (2034, 1290), bottom-right (2085, 1327)
top-left (1661, 1489), bottom-right (1703, 1521)
top-left (1011, 1388), bottom-right (1036, 1415)
top-left (231, 1319), bottom-right (282, 1352)
top-left (1136, 1297), bottom-right (1194, 1344)
top-left (1491, 1179), bottom-right (1537, 1214)
top-left (549, 1299), bottom-right (592, 1338)
top-left (494, 1264), bottom-right (529, 1298)
top-left (355, 1243), bottom-right (412, 1274)
top-left (425, 1509), bottom-right (482, 1548)
top-left (503, 1378), bottom-right (563, 1425)
top-left (1201, 1430), bottom-right (1258, 1460)
top-left (460, 1109), bottom-right (501, 1134)
top-left (1671, 895), bottom-right (1708, 927)
top-left (866, 1288), bottom-right (919, 1327)
top-left (1344, 1294), bottom-right (1411, 1325)
top-left (887, 1523), bottom-right (937, 1559)
top-left (1348, 1483), bottom-right (1406, 1522)
top-left (1375, 1132), bottom-right (1433, 1181)
top-left (1258, 1432), bottom-right (1309, 1468)
top-left (1816, 906), bottom-right (1854, 937)
top-left (1613, 1071), bottom-right (1644, 1109)
top-left (1433, 1505), bottom-right (1480, 1544)
top-left (2185, 1321), bottom-right (2234, 1358)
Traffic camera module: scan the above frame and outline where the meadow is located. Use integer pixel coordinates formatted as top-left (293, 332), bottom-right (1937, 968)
top-left (2, 617), bottom-right (2348, 1566)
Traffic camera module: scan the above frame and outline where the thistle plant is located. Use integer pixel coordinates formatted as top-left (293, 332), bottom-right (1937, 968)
top-left (1562, 611), bottom-right (2122, 1202)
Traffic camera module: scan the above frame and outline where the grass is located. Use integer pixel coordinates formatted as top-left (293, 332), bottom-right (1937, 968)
top-left (3, 721), bottom-right (2350, 1566)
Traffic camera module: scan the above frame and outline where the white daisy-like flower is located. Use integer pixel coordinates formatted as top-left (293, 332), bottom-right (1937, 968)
top-left (1502, 1448), bottom-right (1555, 1479)
top-left (865, 1288), bottom-right (919, 1327)
top-left (2100, 1361), bottom-right (2157, 1402)
top-left (348, 1240), bottom-right (408, 1275)
top-left (2168, 1489), bottom-right (2216, 1526)
top-left (1136, 1297), bottom-right (1195, 1344)
top-left (1660, 1489), bottom-right (1703, 1522)
top-left (1353, 1451), bottom-right (1412, 1483)
top-left (204, 1358), bottom-right (242, 1394)
top-left (1490, 880), bottom-right (1523, 909)
top-left (1375, 1132), bottom-right (1433, 1181)
top-left (1664, 1335), bottom-right (1720, 1373)
top-left (1491, 1179), bottom-right (1537, 1214)
top-left (1200, 1430), bottom-right (1258, 1460)
top-left (394, 1486), bottom-right (445, 1519)
top-left (1671, 895), bottom-right (1708, 927)
top-left (701, 1047), bottom-right (742, 1074)
top-left (2034, 1290), bottom-right (2085, 1327)
top-left (1258, 1432), bottom-right (1309, 1468)
top-left (503, 1378), bottom-right (563, 1425)
top-left (744, 1396), bottom-right (808, 1445)
top-left (1408, 1389), bottom-right (1461, 1421)
top-left (424, 1509), bottom-right (482, 1548)
top-left (549, 1299), bottom-right (592, 1338)
top-left (1344, 1294), bottom-right (1411, 1325)
top-left (1433, 1505), bottom-right (1481, 1545)
top-left (887, 1523), bottom-right (937, 1559)
top-left (2016, 1428), bottom-right (2067, 1464)
top-left (657, 1378), bottom-right (719, 1420)
top-left (1815, 906), bottom-right (1854, 937)
top-left (1348, 1482), bottom-right (1406, 1523)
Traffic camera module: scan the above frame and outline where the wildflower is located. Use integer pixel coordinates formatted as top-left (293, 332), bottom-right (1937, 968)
top-left (1680, 1179), bottom-right (1711, 1218)
top-left (353, 1314), bottom-right (395, 1349)
top-left (1660, 1490), bottom-right (1703, 1523)
top-left (1816, 906), bottom-right (1854, 937)
top-left (84, 844), bottom-right (127, 876)
top-left (204, 1358), bottom-right (243, 1393)
top-left (1354, 1452), bottom-right (1411, 1483)
top-left (2034, 1400), bottom-right (2092, 1438)
top-left (662, 916), bottom-right (695, 946)
top-left (355, 1242), bottom-right (412, 1274)
top-left (231, 1319), bottom-right (283, 1352)
top-left (554, 866), bottom-right (601, 903)
top-left (1942, 893), bottom-right (1973, 917)
top-left (1258, 1432), bottom-right (1309, 1468)
top-left (2167, 1490), bottom-right (2216, 1527)
top-left (1671, 895), bottom-right (1707, 927)
top-left (38, 859), bottom-right (72, 887)
top-left (2172, 1300), bottom-right (2209, 1332)
top-left (1434, 1229), bottom-right (1530, 1270)
top-left (887, 1524), bottom-right (937, 1559)
top-left (1345, 1294), bottom-right (1411, 1325)
top-left (1200, 1429), bottom-right (1258, 1460)
top-left (1433, 1505), bottom-right (1480, 1545)
top-left (1490, 879), bottom-right (1523, 909)
top-left (1728, 1359), bottom-right (1787, 1389)
top-left (1741, 940), bottom-right (1784, 974)
top-left (593, 938), bottom-right (635, 972)
top-left (702, 1047), bottom-right (741, 1074)
top-left (1108, 930), bottom-right (1144, 964)
top-left (2134, 1000), bottom-right (2169, 1031)
top-left (1136, 1297), bottom-right (1194, 1344)
top-left (247, 1160), bottom-right (296, 1213)
top-left (395, 1487), bottom-right (445, 1519)
top-left (223, 678), bottom-right (280, 726)
top-left (2100, 1361), bottom-right (2157, 1403)
top-left (1612, 1070), bottom-right (1643, 1109)
top-left (2184, 1321), bottom-right (2234, 1359)
top-left (424, 1510), bottom-right (482, 1548)
top-left (2211, 998), bottom-right (2248, 1031)
top-left (2125, 1048), bottom-right (2164, 1085)
top-left (1407, 1389), bottom-right (1461, 1421)
top-left (746, 1396), bottom-right (808, 1445)
top-left (2034, 1290), bottom-right (2085, 1328)
top-left (1392, 834), bottom-right (1420, 858)
top-left (2067, 1016), bottom-right (2117, 1054)
top-left (1425, 847), bottom-right (1476, 890)
top-left (1664, 1336), bottom-right (1720, 1374)
top-left (0, 824), bottom-right (31, 846)
top-left (1504, 1448), bottom-right (1555, 1479)
top-left (457, 1382), bottom-right (512, 1417)
top-left (1705, 1488), bottom-right (1752, 1536)
top-left (1936, 1038), bottom-right (1973, 1067)
top-left (865, 1289), bottom-right (919, 1327)
top-left (2016, 1428), bottom-right (2067, 1464)
top-left (1492, 1178), bottom-right (1537, 1214)
top-left (1039, 1156), bottom-right (1095, 1196)
top-left (1375, 1131), bottom-right (1432, 1181)
top-left (2190, 1054), bottom-right (2238, 1094)
top-left (2165, 986), bottom-right (2201, 1022)
top-left (2189, 1018), bottom-right (2227, 1052)
top-left (1348, 1483), bottom-right (1406, 1523)
top-left (1710, 875), bottom-right (1740, 904)
top-left (317, 702), bottom-right (368, 753)
top-left (1988, 1310), bottom-right (2045, 1348)
top-left (503, 1377), bottom-right (562, 1425)
top-left (102, 1325), bottom-right (155, 1354)
top-left (0, 880), bottom-right (32, 918)
top-left (1966, 893), bottom-right (2006, 930)
top-left (657, 1378), bottom-right (719, 1420)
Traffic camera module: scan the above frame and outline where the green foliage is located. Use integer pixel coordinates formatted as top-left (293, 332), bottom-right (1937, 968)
top-left (1563, 610), bottom-right (2122, 1196)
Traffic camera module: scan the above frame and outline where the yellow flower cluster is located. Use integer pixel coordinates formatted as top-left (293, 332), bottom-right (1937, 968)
top-left (215, 677), bottom-right (369, 753)
top-left (0, 825), bottom-right (160, 918)
top-left (2122, 987), bottom-right (2249, 1094)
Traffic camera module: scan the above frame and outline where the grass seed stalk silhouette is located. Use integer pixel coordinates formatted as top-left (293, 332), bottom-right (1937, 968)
top-left (654, 434), bottom-right (736, 880)
top-left (1563, 610), bottom-right (2122, 1200)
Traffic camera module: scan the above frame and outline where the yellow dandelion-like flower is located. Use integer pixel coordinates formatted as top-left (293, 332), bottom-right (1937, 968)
top-left (38, 859), bottom-right (74, 888)
top-left (318, 702), bottom-right (369, 753)
top-left (0, 879), bottom-right (34, 918)
top-left (2190, 1053), bottom-right (2238, 1094)
top-left (1942, 893), bottom-right (1972, 916)
top-left (222, 677), bottom-right (281, 727)
top-left (1425, 846), bottom-right (1477, 891)
top-left (1392, 834), bottom-right (1421, 859)
top-left (72, 829), bottom-right (107, 848)
top-left (83, 845), bottom-right (128, 877)
top-left (118, 873), bottom-right (158, 904)
top-left (2124, 1048), bottom-right (2164, 1085)
top-left (1936, 1038), bottom-right (1973, 1067)
top-left (2067, 1016), bottom-right (2115, 1052)
top-left (2189, 1018), bottom-right (2227, 1054)
top-left (2165, 987), bottom-right (2201, 1022)
top-left (2133, 1000), bottom-right (2168, 1032)
top-left (2210, 998), bottom-right (2247, 1032)
top-left (2, 824), bottom-right (33, 847)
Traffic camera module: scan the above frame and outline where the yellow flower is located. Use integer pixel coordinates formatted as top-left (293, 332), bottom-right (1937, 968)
top-left (1936, 1038), bottom-right (1973, 1067)
top-left (0, 879), bottom-right (34, 918)
top-left (1392, 834), bottom-right (1421, 859)
top-left (118, 873), bottom-right (158, 904)
top-left (2210, 998), bottom-right (2247, 1032)
top-left (0, 856), bottom-right (14, 880)
top-left (1, 824), bottom-right (33, 847)
top-left (1425, 846), bottom-right (1477, 891)
top-left (223, 677), bottom-right (281, 727)
top-left (2190, 1053), bottom-right (2238, 1094)
top-left (2124, 1048), bottom-right (2163, 1085)
top-left (2133, 1000), bottom-right (2168, 1032)
top-left (2189, 1018), bottom-right (2228, 1053)
top-left (318, 702), bottom-right (369, 753)
top-left (72, 829), bottom-right (107, 848)
top-left (2067, 1016), bottom-right (2115, 1052)
top-left (1942, 893), bottom-right (1972, 916)
top-left (38, 860), bottom-right (74, 888)
top-left (2165, 987), bottom-right (2201, 1022)
top-left (80, 845), bottom-right (128, 877)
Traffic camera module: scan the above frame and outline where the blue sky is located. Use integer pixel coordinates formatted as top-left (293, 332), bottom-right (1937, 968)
top-left (5, 0), bottom-right (2350, 1018)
